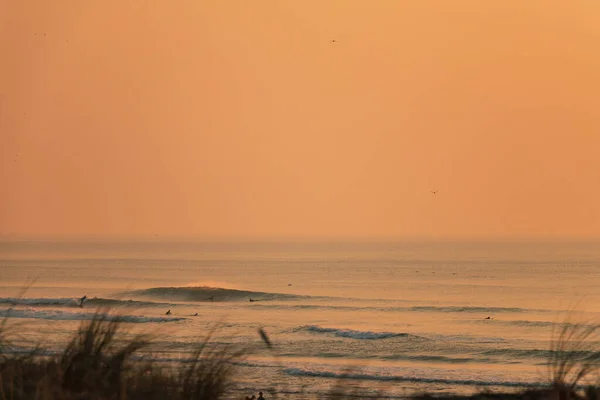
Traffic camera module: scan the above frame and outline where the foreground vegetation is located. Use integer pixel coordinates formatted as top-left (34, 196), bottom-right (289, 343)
top-left (1, 307), bottom-right (599, 400)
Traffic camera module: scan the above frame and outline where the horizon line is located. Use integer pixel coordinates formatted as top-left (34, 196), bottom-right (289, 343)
top-left (1, 234), bottom-right (600, 243)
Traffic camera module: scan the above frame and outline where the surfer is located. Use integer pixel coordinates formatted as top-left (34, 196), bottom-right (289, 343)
top-left (249, 298), bottom-right (257, 302)
top-left (207, 296), bottom-right (214, 302)
top-left (193, 312), bottom-right (198, 316)
top-left (79, 295), bottom-right (87, 308)
top-left (166, 309), bottom-right (172, 315)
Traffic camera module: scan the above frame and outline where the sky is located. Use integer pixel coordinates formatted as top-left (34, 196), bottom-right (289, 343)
top-left (1, 1), bottom-right (599, 240)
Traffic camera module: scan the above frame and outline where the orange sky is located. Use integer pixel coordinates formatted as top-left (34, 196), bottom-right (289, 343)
top-left (1, 0), bottom-right (599, 240)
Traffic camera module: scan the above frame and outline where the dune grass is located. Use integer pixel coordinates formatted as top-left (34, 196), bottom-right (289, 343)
top-left (1, 308), bottom-right (600, 399)
top-left (547, 314), bottom-right (600, 399)
top-left (413, 315), bottom-right (600, 400)
top-left (0, 309), bottom-right (247, 400)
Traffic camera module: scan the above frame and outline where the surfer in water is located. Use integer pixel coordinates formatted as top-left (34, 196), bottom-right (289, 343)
top-left (79, 295), bottom-right (87, 308)
top-left (166, 309), bottom-right (172, 315)
top-left (249, 298), bottom-right (257, 302)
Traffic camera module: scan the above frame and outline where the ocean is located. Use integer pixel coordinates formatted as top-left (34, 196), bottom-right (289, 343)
top-left (1, 240), bottom-right (599, 398)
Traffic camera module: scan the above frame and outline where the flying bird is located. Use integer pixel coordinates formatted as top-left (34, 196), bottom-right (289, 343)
top-left (431, 190), bottom-right (438, 194)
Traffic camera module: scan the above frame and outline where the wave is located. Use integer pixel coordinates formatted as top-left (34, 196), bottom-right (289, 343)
top-left (299, 325), bottom-right (424, 340)
top-left (123, 286), bottom-right (304, 302)
top-left (479, 348), bottom-right (598, 361)
top-left (283, 368), bottom-right (544, 388)
top-left (505, 320), bottom-right (557, 328)
top-left (118, 287), bottom-right (554, 314)
top-left (277, 351), bottom-right (503, 364)
top-left (0, 297), bottom-right (81, 307)
top-left (496, 320), bottom-right (599, 330)
top-left (0, 297), bottom-right (174, 308)
top-left (410, 305), bottom-right (543, 313)
top-left (0, 308), bottom-right (187, 323)
top-left (250, 303), bottom-right (549, 314)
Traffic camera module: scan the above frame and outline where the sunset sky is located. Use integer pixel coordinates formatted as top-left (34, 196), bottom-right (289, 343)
top-left (1, 1), bottom-right (599, 240)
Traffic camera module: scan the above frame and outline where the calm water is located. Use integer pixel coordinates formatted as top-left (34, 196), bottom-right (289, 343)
top-left (1, 240), bottom-right (599, 398)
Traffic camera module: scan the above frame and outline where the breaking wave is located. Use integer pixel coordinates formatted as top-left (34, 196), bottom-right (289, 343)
top-left (299, 325), bottom-right (423, 340)
top-left (283, 368), bottom-right (544, 388)
top-left (0, 308), bottom-right (187, 323)
top-left (124, 286), bottom-right (304, 302)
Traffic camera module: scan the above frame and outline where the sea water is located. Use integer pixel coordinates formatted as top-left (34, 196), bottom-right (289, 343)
top-left (1, 240), bottom-right (599, 398)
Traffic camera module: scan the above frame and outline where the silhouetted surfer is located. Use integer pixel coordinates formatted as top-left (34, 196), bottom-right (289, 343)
top-left (207, 296), bottom-right (214, 302)
top-left (166, 309), bottom-right (172, 315)
top-left (249, 298), bottom-right (257, 302)
top-left (193, 312), bottom-right (198, 316)
top-left (79, 295), bottom-right (87, 308)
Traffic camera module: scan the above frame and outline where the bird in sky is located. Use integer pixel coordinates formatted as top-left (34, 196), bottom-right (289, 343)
top-left (431, 190), bottom-right (438, 194)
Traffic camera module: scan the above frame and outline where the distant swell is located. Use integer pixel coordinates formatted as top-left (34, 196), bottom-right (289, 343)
top-left (124, 286), bottom-right (302, 302)
top-left (283, 368), bottom-right (543, 388)
top-left (0, 309), bottom-right (186, 323)
top-left (300, 325), bottom-right (422, 340)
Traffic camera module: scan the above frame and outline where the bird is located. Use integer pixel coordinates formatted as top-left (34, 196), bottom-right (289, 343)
top-left (330, 39), bottom-right (337, 43)
top-left (431, 190), bottom-right (438, 194)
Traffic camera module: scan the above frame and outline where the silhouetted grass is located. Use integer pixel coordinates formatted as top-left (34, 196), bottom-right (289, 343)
top-left (1, 307), bottom-right (600, 399)
top-left (0, 309), bottom-right (248, 400)
top-left (547, 314), bottom-right (600, 399)
top-left (411, 315), bottom-right (600, 400)
top-left (58, 308), bottom-right (150, 398)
